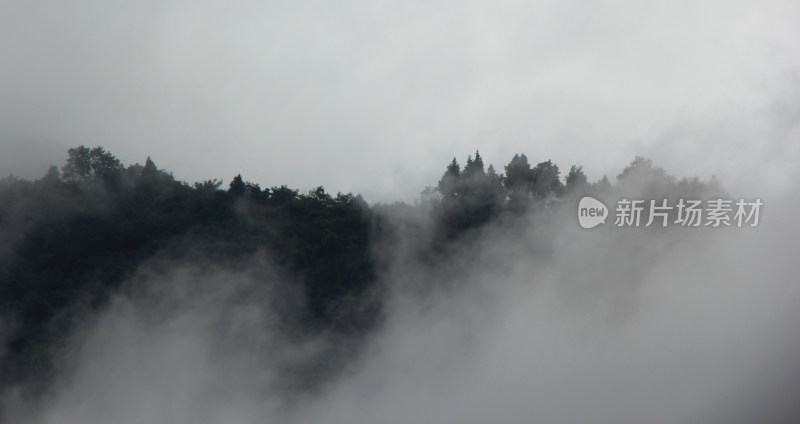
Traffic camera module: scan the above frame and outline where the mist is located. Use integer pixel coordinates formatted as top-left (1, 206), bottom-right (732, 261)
top-left (2, 0), bottom-right (799, 422)
top-left (2, 173), bottom-right (797, 423)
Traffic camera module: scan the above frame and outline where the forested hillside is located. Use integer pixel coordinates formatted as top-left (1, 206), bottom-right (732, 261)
top-left (0, 146), bottom-right (717, 392)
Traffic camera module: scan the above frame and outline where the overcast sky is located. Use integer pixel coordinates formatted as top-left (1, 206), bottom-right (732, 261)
top-left (1, 0), bottom-right (798, 201)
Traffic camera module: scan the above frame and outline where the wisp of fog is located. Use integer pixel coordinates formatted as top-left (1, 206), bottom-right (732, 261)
top-left (2, 178), bottom-right (797, 424)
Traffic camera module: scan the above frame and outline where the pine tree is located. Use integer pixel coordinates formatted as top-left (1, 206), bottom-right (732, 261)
top-left (438, 157), bottom-right (461, 200)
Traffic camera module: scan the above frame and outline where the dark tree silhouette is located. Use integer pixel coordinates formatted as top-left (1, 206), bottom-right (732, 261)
top-left (228, 174), bottom-right (246, 196)
top-left (0, 145), bottom-right (721, 393)
top-left (565, 165), bottom-right (589, 194)
top-left (503, 153), bottom-right (533, 211)
top-left (531, 160), bottom-right (563, 199)
top-left (438, 157), bottom-right (461, 201)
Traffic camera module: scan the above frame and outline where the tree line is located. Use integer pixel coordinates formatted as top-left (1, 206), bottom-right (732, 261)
top-left (0, 146), bottom-right (717, 391)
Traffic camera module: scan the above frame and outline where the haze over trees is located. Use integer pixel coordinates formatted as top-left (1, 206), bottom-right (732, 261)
top-left (0, 146), bottom-right (720, 394)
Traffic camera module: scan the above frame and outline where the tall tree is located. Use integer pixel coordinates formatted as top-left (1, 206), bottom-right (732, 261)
top-left (61, 146), bottom-right (122, 184)
top-left (503, 154), bottom-right (533, 211)
top-left (531, 160), bottom-right (563, 198)
top-left (463, 150), bottom-right (485, 177)
top-left (143, 156), bottom-right (158, 174)
top-left (565, 165), bottom-right (589, 194)
top-left (438, 157), bottom-right (461, 200)
top-left (89, 147), bottom-right (122, 178)
top-left (228, 174), bottom-right (246, 196)
top-left (61, 146), bottom-right (92, 183)
top-left (616, 156), bottom-right (674, 195)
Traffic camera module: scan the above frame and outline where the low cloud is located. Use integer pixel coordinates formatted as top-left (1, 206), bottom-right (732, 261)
top-left (4, 181), bottom-right (798, 424)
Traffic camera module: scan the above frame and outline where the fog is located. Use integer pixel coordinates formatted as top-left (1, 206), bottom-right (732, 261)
top-left (2, 0), bottom-right (799, 422)
top-left (2, 181), bottom-right (797, 424)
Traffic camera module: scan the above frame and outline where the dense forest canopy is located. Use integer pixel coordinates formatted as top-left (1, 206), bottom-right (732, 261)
top-left (0, 146), bottom-right (721, 394)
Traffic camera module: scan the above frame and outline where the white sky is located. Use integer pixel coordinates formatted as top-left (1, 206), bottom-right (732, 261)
top-left (1, 0), bottom-right (798, 202)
